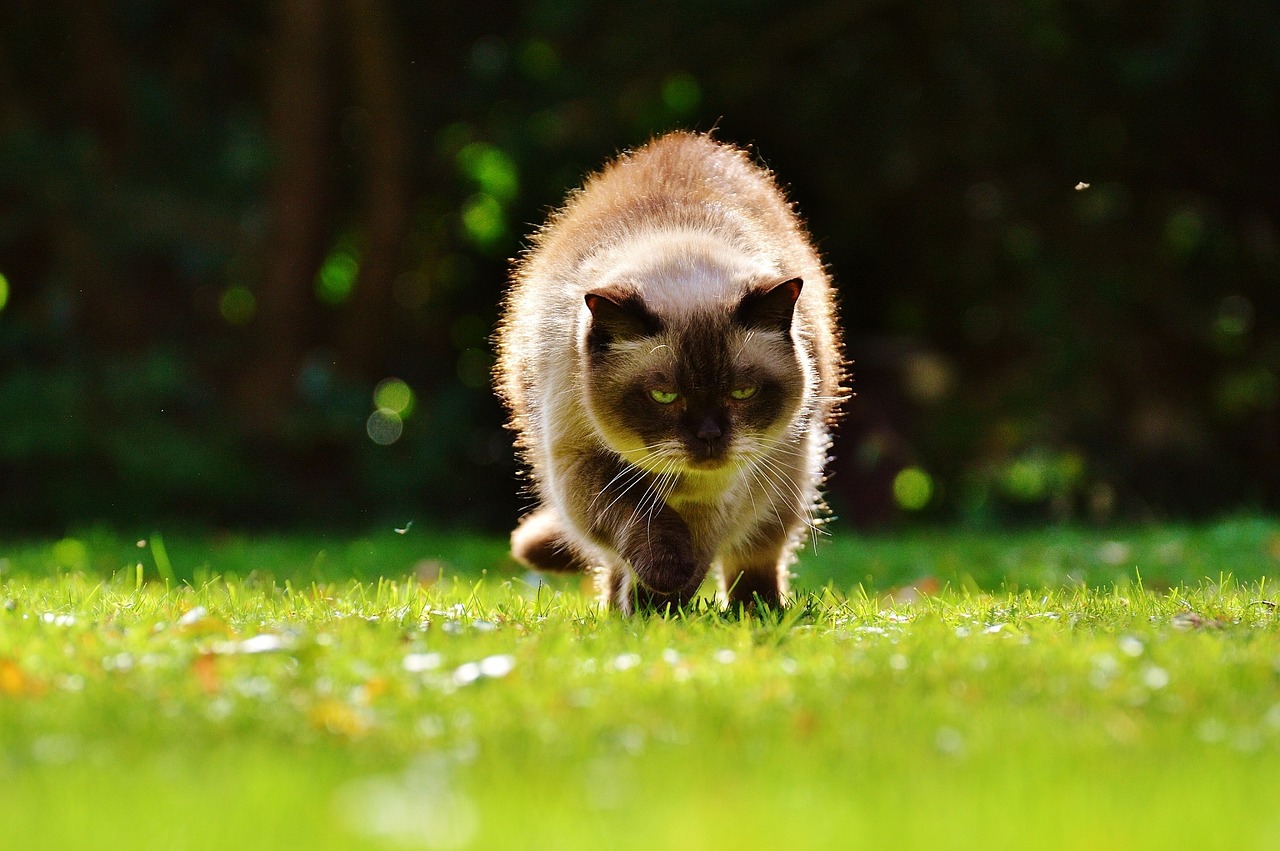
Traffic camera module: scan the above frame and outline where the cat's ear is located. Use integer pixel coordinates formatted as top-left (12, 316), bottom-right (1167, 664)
top-left (735, 277), bottom-right (803, 333)
top-left (584, 288), bottom-right (662, 350)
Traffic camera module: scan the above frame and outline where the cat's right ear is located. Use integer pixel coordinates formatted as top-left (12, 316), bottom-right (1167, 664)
top-left (735, 277), bottom-right (803, 333)
top-left (584, 289), bottom-right (662, 351)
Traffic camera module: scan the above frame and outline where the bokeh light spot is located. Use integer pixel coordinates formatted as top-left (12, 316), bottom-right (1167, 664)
top-left (317, 250), bottom-right (360, 304)
top-left (518, 39), bottom-right (559, 81)
top-left (893, 467), bottom-right (933, 511)
top-left (461, 195), bottom-right (506, 248)
top-left (457, 348), bottom-right (494, 389)
top-left (219, 285), bottom-right (256, 325)
top-left (52, 537), bottom-right (89, 570)
top-left (468, 36), bottom-right (507, 79)
top-left (1216, 369), bottom-right (1278, 416)
top-left (528, 109), bottom-right (568, 147)
top-left (1165, 207), bottom-right (1204, 255)
top-left (0, 271), bottom-right (9, 312)
top-left (1214, 294), bottom-right (1254, 339)
top-left (373, 378), bottom-right (415, 418)
top-left (366, 409), bottom-right (403, 446)
top-left (661, 73), bottom-right (702, 114)
top-left (1002, 457), bottom-right (1049, 501)
top-left (903, 351), bottom-right (954, 404)
top-left (457, 143), bottom-right (518, 202)
top-left (435, 122), bottom-right (475, 158)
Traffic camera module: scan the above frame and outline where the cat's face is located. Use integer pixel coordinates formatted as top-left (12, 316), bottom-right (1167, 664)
top-left (581, 279), bottom-right (807, 472)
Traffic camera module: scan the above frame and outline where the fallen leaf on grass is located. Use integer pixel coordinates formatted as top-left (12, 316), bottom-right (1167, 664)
top-left (192, 653), bottom-right (221, 695)
top-left (0, 657), bottom-right (44, 698)
top-left (884, 576), bottom-right (941, 606)
top-left (1171, 612), bottom-right (1226, 630)
top-left (414, 559), bottom-right (443, 586)
top-left (355, 676), bottom-right (391, 704)
top-left (792, 710), bottom-right (820, 739)
top-left (176, 606), bottom-right (230, 637)
top-left (309, 699), bottom-right (370, 737)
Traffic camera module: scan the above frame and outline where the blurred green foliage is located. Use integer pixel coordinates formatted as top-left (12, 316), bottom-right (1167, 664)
top-left (0, 1), bottom-right (1277, 530)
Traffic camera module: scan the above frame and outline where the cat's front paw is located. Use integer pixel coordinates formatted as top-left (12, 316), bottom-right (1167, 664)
top-left (632, 546), bottom-right (704, 596)
top-left (620, 520), bottom-right (704, 596)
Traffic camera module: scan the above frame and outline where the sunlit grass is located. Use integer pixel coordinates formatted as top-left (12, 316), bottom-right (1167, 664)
top-left (2, 518), bottom-right (1279, 849)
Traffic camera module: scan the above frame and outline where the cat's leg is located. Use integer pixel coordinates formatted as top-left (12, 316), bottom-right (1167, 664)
top-left (632, 581), bottom-right (702, 615)
top-left (562, 449), bottom-right (709, 613)
top-left (721, 532), bottom-right (796, 610)
top-left (596, 561), bottom-right (633, 614)
top-left (616, 511), bottom-right (707, 614)
top-left (597, 560), bottom-right (700, 615)
top-left (603, 568), bottom-right (702, 615)
top-left (510, 505), bottom-right (590, 572)
top-left (721, 442), bottom-right (816, 610)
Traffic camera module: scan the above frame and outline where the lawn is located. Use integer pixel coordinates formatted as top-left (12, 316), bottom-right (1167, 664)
top-left (2, 518), bottom-right (1279, 849)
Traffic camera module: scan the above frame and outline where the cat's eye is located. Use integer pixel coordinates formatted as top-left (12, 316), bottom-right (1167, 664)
top-left (649, 389), bottom-right (679, 404)
top-left (729, 386), bottom-right (757, 400)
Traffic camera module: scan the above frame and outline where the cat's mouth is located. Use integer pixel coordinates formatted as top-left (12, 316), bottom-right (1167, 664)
top-left (682, 442), bottom-right (739, 471)
top-left (685, 455), bottom-right (730, 471)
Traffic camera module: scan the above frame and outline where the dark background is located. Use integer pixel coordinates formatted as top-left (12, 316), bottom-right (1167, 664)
top-left (1, 0), bottom-right (1277, 532)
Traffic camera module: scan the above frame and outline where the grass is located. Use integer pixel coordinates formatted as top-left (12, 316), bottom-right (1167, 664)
top-left (2, 517), bottom-right (1280, 849)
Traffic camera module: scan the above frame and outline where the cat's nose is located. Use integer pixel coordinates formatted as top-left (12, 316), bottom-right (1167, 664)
top-left (696, 416), bottom-right (722, 442)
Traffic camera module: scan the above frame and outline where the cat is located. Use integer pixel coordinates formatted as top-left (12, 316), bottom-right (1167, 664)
top-left (494, 131), bottom-right (844, 614)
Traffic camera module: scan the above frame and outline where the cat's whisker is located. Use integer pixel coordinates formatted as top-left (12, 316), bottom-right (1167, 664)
top-left (597, 461), bottom-right (663, 519)
top-left (746, 464), bottom-right (791, 547)
top-left (591, 439), bottom-right (685, 514)
top-left (752, 466), bottom-right (821, 557)
top-left (752, 460), bottom-right (824, 534)
top-left (589, 447), bottom-right (671, 512)
top-left (753, 454), bottom-right (825, 552)
top-left (639, 456), bottom-right (680, 547)
top-left (592, 463), bottom-right (650, 511)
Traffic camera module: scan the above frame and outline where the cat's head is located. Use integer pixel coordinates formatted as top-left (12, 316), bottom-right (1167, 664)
top-left (580, 278), bottom-right (808, 472)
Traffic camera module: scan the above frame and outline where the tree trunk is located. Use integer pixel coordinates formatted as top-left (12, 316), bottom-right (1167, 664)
top-left (337, 0), bottom-right (411, 378)
top-left (240, 0), bottom-right (334, 430)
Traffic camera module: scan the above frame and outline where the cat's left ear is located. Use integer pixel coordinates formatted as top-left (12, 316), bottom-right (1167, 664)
top-left (735, 277), bottom-right (803, 333)
top-left (584, 288), bottom-right (662, 352)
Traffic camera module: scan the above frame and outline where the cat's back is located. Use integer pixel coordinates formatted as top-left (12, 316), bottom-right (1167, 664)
top-left (527, 132), bottom-right (809, 276)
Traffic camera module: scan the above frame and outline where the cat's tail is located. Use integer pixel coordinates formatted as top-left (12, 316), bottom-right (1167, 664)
top-left (511, 506), bottom-right (591, 573)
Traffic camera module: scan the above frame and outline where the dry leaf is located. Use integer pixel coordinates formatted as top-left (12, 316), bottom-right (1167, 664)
top-left (414, 559), bottom-right (444, 586)
top-left (0, 657), bottom-right (28, 696)
top-left (192, 653), bottom-right (221, 694)
top-left (309, 699), bottom-right (369, 737)
top-left (885, 576), bottom-right (941, 605)
top-left (1171, 611), bottom-right (1225, 630)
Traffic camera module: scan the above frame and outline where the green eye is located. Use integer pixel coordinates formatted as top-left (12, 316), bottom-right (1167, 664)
top-left (729, 386), bottom-right (757, 400)
top-left (649, 389), bottom-right (679, 404)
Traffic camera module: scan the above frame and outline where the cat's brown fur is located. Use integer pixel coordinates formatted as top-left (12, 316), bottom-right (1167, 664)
top-left (495, 132), bottom-right (844, 613)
